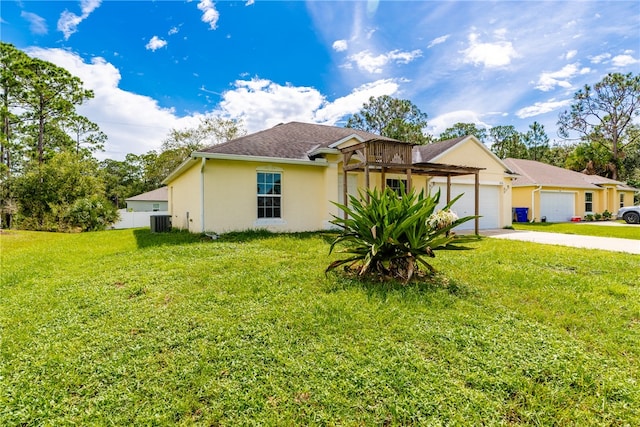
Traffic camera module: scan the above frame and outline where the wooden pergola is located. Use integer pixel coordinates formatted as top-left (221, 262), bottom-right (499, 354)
top-left (340, 139), bottom-right (484, 234)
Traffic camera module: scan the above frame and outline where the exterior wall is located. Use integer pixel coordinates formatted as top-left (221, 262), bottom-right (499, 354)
top-left (168, 160), bottom-right (202, 232)
top-left (125, 200), bottom-right (168, 212)
top-left (433, 138), bottom-right (513, 228)
top-left (201, 159), bottom-right (329, 233)
top-left (513, 185), bottom-right (637, 222)
top-left (619, 190), bottom-right (637, 210)
top-left (511, 186), bottom-right (536, 221)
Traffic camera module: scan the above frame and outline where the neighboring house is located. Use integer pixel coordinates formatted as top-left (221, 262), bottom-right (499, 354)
top-left (111, 187), bottom-right (169, 230)
top-left (162, 122), bottom-right (515, 234)
top-left (504, 158), bottom-right (638, 222)
top-left (125, 187), bottom-right (168, 212)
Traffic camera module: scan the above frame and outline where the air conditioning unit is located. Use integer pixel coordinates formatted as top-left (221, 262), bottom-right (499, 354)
top-left (150, 215), bottom-right (172, 233)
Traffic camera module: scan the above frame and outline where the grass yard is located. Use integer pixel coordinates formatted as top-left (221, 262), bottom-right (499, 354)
top-left (1, 229), bottom-right (639, 425)
top-left (512, 221), bottom-right (640, 240)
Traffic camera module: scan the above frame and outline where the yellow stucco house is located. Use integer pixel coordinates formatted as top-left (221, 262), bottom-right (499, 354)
top-left (163, 122), bottom-right (515, 234)
top-left (504, 158), bottom-right (638, 222)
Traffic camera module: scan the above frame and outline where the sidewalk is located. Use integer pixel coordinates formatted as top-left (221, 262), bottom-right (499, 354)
top-left (482, 229), bottom-right (640, 255)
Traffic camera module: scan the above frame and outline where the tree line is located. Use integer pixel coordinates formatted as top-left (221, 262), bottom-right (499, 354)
top-left (0, 42), bottom-right (244, 230)
top-left (1, 41), bottom-right (638, 231)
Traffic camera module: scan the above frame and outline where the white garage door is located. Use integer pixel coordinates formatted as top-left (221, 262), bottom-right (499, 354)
top-left (433, 184), bottom-right (500, 230)
top-left (540, 192), bottom-right (575, 222)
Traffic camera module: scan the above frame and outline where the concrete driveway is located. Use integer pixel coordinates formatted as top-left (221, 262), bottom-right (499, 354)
top-left (482, 229), bottom-right (640, 255)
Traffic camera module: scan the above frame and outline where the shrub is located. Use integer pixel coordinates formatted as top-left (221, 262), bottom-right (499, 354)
top-left (327, 186), bottom-right (479, 283)
top-left (602, 210), bottom-right (612, 220)
top-left (68, 195), bottom-right (119, 231)
top-left (594, 212), bottom-right (602, 221)
top-left (584, 214), bottom-right (594, 221)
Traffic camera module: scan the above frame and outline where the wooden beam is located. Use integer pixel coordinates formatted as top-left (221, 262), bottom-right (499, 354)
top-left (446, 175), bottom-right (451, 204)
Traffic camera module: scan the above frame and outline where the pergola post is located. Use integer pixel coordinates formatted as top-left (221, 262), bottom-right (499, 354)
top-left (406, 168), bottom-right (412, 192)
top-left (474, 171), bottom-right (480, 235)
top-left (446, 175), bottom-right (451, 204)
top-left (343, 167), bottom-right (348, 220)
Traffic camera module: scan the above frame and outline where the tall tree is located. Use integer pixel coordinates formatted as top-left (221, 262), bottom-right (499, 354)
top-left (162, 115), bottom-right (246, 152)
top-left (63, 114), bottom-right (107, 157)
top-left (523, 121), bottom-right (550, 161)
top-left (539, 142), bottom-right (576, 168)
top-left (19, 57), bottom-right (94, 165)
top-left (558, 72), bottom-right (640, 180)
top-left (437, 122), bottom-right (488, 143)
top-left (158, 115), bottom-right (246, 182)
top-left (346, 95), bottom-right (431, 144)
top-left (489, 125), bottom-right (527, 159)
top-left (0, 42), bottom-right (31, 175)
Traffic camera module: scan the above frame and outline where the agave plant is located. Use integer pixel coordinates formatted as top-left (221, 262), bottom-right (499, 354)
top-left (327, 186), bottom-right (479, 282)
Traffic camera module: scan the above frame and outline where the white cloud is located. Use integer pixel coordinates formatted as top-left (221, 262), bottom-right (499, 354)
top-left (245, 0), bottom-right (255, 5)
top-left (168, 27), bottom-right (179, 36)
top-left (515, 99), bottom-right (571, 119)
top-left (535, 63), bottom-right (591, 91)
top-left (146, 36), bottom-right (168, 51)
top-left (24, 47), bottom-right (199, 160)
top-left (427, 35), bottom-right (450, 48)
top-left (462, 32), bottom-right (519, 68)
top-left (216, 78), bottom-right (401, 132)
top-left (21, 11), bottom-right (48, 35)
top-left (197, 0), bottom-right (219, 30)
top-left (565, 50), bottom-right (577, 60)
top-left (347, 49), bottom-right (422, 74)
top-left (332, 40), bottom-right (348, 52)
top-left (57, 0), bottom-right (102, 40)
top-left (611, 54), bottom-right (639, 67)
top-left (427, 111), bottom-right (491, 138)
top-left (313, 79), bottom-right (401, 125)
top-left (589, 53), bottom-right (611, 64)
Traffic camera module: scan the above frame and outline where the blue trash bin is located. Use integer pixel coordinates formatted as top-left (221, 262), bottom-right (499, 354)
top-left (514, 207), bottom-right (529, 222)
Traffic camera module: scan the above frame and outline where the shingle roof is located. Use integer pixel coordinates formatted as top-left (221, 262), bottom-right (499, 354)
top-left (126, 187), bottom-right (168, 202)
top-left (412, 136), bottom-right (467, 163)
top-left (198, 121), bottom-right (400, 160)
top-left (503, 158), bottom-right (635, 190)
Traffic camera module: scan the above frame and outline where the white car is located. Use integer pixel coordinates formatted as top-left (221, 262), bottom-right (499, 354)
top-left (617, 205), bottom-right (640, 224)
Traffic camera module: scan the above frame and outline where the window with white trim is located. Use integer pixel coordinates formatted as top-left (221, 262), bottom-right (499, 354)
top-left (620, 193), bottom-right (625, 209)
top-left (257, 172), bottom-right (281, 218)
top-left (152, 203), bottom-right (160, 212)
top-left (585, 192), bottom-right (593, 213)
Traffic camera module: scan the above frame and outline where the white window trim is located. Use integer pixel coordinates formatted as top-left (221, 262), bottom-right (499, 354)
top-left (257, 169), bottom-right (282, 220)
top-left (584, 192), bottom-right (594, 213)
top-left (254, 218), bottom-right (287, 227)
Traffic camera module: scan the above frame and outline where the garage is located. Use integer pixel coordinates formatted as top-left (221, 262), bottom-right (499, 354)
top-left (432, 183), bottom-right (501, 230)
top-left (540, 191), bottom-right (575, 222)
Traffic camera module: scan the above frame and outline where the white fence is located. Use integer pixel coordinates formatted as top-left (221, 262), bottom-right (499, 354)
top-left (111, 209), bottom-right (170, 229)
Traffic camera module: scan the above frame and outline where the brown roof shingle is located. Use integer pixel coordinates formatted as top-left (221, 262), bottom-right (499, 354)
top-left (412, 136), bottom-right (468, 163)
top-left (126, 187), bottom-right (168, 202)
top-left (199, 121), bottom-right (400, 160)
top-left (504, 158), bottom-right (635, 189)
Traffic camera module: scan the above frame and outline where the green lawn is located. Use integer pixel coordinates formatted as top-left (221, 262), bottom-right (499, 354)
top-left (1, 229), bottom-right (639, 425)
top-left (513, 221), bottom-right (640, 240)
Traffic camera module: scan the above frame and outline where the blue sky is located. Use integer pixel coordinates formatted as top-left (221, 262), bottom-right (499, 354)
top-left (2, 0), bottom-right (639, 160)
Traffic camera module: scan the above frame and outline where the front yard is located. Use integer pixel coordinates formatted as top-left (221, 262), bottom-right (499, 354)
top-left (1, 229), bottom-right (639, 425)
top-left (513, 221), bottom-right (640, 240)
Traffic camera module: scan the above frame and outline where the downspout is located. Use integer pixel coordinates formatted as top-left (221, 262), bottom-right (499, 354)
top-left (200, 157), bottom-right (206, 233)
top-left (531, 185), bottom-right (542, 222)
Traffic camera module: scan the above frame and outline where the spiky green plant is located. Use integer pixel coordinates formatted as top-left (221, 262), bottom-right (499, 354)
top-left (327, 186), bottom-right (480, 282)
